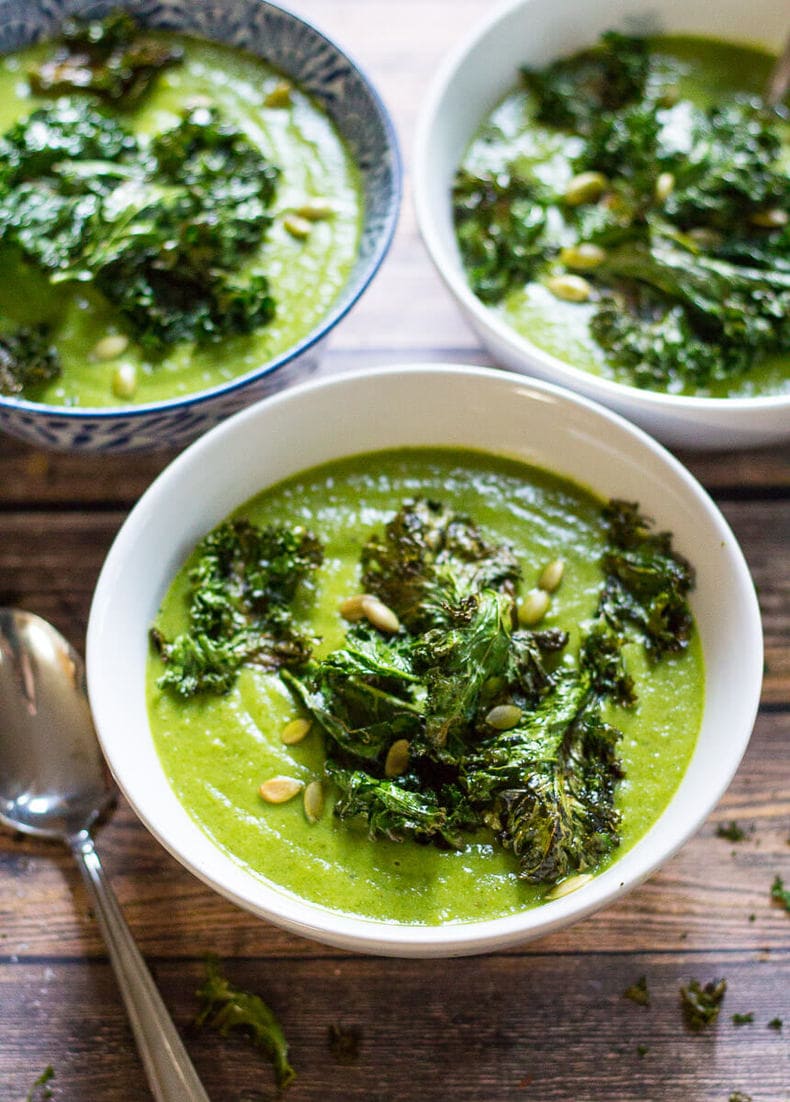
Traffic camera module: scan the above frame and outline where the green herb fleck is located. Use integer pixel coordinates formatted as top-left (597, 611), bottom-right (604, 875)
top-left (767, 1017), bottom-right (783, 1030)
top-left (623, 975), bottom-right (650, 1006)
top-left (728, 1093), bottom-right (752, 1102)
top-left (26, 1067), bottom-right (54, 1102)
top-left (328, 1023), bottom-right (362, 1065)
top-left (636, 1043), bottom-right (649, 1058)
top-left (731, 1012), bottom-right (754, 1026)
top-left (770, 875), bottom-right (790, 912)
top-left (716, 820), bottom-right (746, 842)
top-left (195, 956), bottom-right (295, 1091)
top-left (679, 978), bottom-right (727, 1031)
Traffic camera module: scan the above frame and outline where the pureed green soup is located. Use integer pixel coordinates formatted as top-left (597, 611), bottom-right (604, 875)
top-left (455, 35), bottom-right (790, 398)
top-left (147, 449), bottom-right (704, 925)
top-left (0, 22), bottom-right (362, 407)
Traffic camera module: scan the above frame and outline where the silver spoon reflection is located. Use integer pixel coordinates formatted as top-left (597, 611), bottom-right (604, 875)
top-left (0, 608), bottom-right (210, 1102)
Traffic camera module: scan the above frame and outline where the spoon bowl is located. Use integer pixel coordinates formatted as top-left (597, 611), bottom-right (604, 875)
top-left (0, 608), bottom-right (112, 840)
top-left (0, 608), bottom-right (209, 1102)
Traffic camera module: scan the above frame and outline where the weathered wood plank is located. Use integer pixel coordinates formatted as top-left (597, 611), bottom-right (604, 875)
top-left (1, 952), bottom-right (788, 1102)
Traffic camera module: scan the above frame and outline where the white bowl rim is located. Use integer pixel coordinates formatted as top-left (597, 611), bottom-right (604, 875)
top-left (0, 0), bottom-right (402, 421)
top-left (412, 0), bottom-right (790, 419)
top-left (87, 363), bottom-right (764, 956)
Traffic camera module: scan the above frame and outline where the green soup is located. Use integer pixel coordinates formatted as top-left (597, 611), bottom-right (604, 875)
top-left (146, 449), bottom-right (704, 925)
top-left (458, 36), bottom-right (790, 398)
top-left (0, 36), bottom-right (362, 407)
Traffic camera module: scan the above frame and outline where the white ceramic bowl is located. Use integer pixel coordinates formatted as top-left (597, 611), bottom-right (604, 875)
top-left (0, 0), bottom-right (401, 453)
top-left (413, 0), bottom-right (790, 450)
top-left (87, 365), bottom-right (762, 956)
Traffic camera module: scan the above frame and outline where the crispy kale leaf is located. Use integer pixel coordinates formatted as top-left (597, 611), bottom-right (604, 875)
top-left (282, 496), bottom-right (693, 883)
top-left (0, 323), bottom-right (60, 396)
top-left (153, 519), bottom-right (322, 698)
top-left (665, 100), bottom-right (789, 232)
top-left (461, 662), bottom-right (623, 882)
top-left (196, 956), bottom-right (295, 1091)
top-left (281, 625), bottom-right (421, 763)
top-left (598, 499), bottom-right (694, 659)
top-left (29, 11), bottom-right (183, 105)
top-left (592, 231), bottom-right (790, 387)
top-left (453, 168), bottom-right (548, 303)
top-left (360, 497), bottom-right (521, 631)
top-left (280, 496), bottom-right (694, 884)
top-left (522, 32), bottom-right (649, 133)
top-left (680, 978), bottom-right (727, 1031)
top-left (0, 99), bottom-right (279, 353)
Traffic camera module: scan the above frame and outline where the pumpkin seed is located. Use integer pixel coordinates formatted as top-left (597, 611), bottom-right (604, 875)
top-left (655, 172), bottom-right (675, 202)
top-left (296, 197), bottom-right (335, 221)
top-left (485, 704), bottom-right (523, 730)
top-left (283, 214), bottom-right (312, 239)
top-left (546, 873), bottom-right (594, 900)
top-left (264, 79), bottom-right (292, 108)
top-left (259, 776), bottom-right (304, 804)
top-left (361, 595), bottom-right (400, 634)
top-left (750, 208), bottom-right (788, 228)
top-left (281, 717), bottom-right (312, 745)
top-left (111, 363), bottom-right (138, 399)
top-left (339, 594), bottom-right (370, 621)
top-left (94, 334), bottom-right (129, 361)
top-left (688, 227), bottom-right (723, 248)
top-left (538, 558), bottom-right (565, 593)
top-left (384, 738), bottom-right (410, 778)
top-left (658, 84), bottom-right (680, 107)
top-left (518, 588), bottom-right (550, 626)
top-left (563, 171), bottom-right (608, 206)
top-left (546, 274), bottom-right (591, 303)
top-left (303, 780), bottom-right (324, 823)
top-left (559, 243), bottom-right (606, 270)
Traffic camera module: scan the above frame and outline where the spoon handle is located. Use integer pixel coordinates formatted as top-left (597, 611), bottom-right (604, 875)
top-left (71, 830), bottom-right (211, 1102)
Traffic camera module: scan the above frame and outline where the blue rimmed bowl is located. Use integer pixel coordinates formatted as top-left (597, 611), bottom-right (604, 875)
top-left (0, 0), bottom-right (401, 453)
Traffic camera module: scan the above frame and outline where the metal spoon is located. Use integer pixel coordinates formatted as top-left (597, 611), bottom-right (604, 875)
top-left (0, 608), bottom-right (210, 1102)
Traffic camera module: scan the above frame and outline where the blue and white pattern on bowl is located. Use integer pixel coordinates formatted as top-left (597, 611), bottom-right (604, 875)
top-left (0, 0), bottom-right (401, 452)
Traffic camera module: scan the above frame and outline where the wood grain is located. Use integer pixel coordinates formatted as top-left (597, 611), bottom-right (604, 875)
top-left (0, 0), bottom-right (788, 1099)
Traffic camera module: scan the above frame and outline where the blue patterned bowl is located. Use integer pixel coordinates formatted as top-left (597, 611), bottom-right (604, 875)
top-left (0, 0), bottom-right (401, 452)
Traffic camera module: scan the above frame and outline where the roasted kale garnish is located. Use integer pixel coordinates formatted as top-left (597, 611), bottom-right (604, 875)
top-left (680, 978), bottom-right (727, 1031)
top-left (153, 519), bottom-right (322, 698)
top-left (0, 98), bottom-right (279, 353)
top-left (0, 323), bottom-right (61, 396)
top-left (598, 499), bottom-right (695, 659)
top-left (195, 956), bottom-right (295, 1091)
top-left (453, 32), bottom-right (790, 390)
top-left (522, 32), bottom-right (649, 133)
top-left (29, 11), bottom-right (183, 105)
top-left (591, 231), bottom-right (790, 388)
top-left (453, 168), bottom-right (548, 303)
top-left (280, 496), bottom-right (694, 886)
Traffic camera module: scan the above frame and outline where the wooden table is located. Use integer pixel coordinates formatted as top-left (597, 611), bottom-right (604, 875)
top-left (1, 3), bottom-right (788, 1099)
